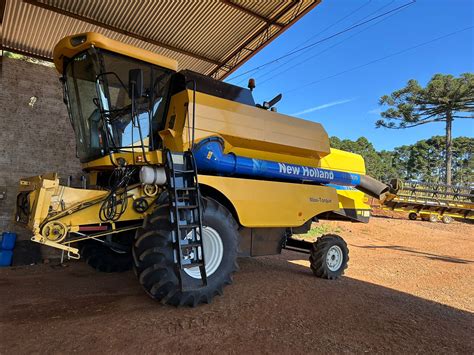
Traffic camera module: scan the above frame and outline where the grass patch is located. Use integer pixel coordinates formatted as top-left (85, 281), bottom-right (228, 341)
top-left (294, 223), bottom-right (343, 242)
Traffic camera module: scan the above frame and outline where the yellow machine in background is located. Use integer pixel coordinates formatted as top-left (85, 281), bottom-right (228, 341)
top-left (16, 33), bottom-right (395, 306)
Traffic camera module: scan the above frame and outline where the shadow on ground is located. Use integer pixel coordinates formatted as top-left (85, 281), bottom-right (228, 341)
top-left (0, 253), bottom-right (472, 353)
top-left (349, 244), bottom-right (474, 264)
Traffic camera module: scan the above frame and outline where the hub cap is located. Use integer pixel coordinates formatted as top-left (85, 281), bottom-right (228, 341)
top-left (184, 226), bottom-right (224, 279)
top-left (326, 245), bottom-right (343, 272)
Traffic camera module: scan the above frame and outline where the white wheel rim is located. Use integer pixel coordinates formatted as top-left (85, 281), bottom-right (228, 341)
top-left (326, 245), bottom-right (343, 272)
top-left (184, 226), bottom-right (224, 279)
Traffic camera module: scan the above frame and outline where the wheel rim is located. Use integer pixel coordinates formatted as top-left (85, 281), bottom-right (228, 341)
top-left (326, 245), bottom-right (343, 272)
top-left (442, 216), bottom-right (452, 223)
top-left (184, 226), bottom-right (224, 279)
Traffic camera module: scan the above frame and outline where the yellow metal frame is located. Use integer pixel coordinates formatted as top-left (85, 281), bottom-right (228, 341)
top-left (81, 150), bottom-right (164, 171)
top-left (383, 206), bottom-right (474, 220)
top-left (17, 174), bottom-right (158, 256)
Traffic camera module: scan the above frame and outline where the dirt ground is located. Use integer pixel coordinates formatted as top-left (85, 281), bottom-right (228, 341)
top-left (1, 213), bottom-right (473, 354)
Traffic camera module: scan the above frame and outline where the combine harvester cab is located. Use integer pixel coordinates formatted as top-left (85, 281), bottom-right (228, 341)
top-left (15, 32), bottom-right (398, 306)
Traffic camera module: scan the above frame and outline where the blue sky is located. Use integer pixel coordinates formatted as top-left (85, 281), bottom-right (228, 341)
top-left (225, 0), bottom-right (474, 151)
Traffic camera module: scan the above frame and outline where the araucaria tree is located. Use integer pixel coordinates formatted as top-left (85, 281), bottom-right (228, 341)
top-left (376, 73), bottom-right (474, 185)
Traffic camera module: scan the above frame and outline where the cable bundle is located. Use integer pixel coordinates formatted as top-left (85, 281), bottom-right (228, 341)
top-left (99, 167), bottom-right (137, 222)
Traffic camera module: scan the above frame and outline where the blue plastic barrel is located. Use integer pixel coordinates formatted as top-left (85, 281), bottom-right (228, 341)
top-left (0, 250), bottom-right (13, 267)
top-left (1, 232), bottom-right (17, 250)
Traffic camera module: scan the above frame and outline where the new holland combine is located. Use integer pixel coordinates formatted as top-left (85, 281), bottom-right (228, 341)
top-left (16, 33), bottom-right (397, 306)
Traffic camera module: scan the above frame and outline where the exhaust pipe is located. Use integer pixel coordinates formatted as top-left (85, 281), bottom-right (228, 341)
top-left (357, 174), bottom-right (391, 200)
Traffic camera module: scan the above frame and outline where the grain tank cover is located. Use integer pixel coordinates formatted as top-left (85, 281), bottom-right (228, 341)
top-left (193, 94), bottom-right (331, 159)
top-left (165, 70), bottom-right (331, 160)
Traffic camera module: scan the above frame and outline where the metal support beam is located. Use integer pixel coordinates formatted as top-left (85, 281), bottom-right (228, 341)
top-left (0, 0), bottom-right (6, 24)
top-left (220, 0), bottom-right (284, 27)
top-left (209, 0), bottom-right (321, 80)
top-left (23, 0), bottom-right (223, 66)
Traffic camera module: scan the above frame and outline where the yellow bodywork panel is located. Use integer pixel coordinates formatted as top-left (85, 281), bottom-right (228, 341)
top-left (53, 32), bottom-right (178, 73)
top-left (199, 175), bottom-right (339, 227)
top-left (159, 89), bottom-right (369, 218)
top-left (336, 189), bottom-right (370, 210)
top-left (161, 90), bottom-right (331, 161)
top-left (320, 148), bottom-right (366, 175)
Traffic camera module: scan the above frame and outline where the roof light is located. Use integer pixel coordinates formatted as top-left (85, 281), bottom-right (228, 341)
top-left (70, 35), bottom-right (87, 47)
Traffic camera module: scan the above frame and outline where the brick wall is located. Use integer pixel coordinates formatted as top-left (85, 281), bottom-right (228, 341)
top-left (0, 57), bottom-right (83, 244)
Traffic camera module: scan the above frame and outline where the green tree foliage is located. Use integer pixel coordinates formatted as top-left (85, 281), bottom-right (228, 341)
top-left (330, 137), bottom-right (387, 180)
top-left (2, 51), bottom-right (54, 67)
top-left (330, 136), bottom-right (473, 185)
top-left (376, 73), bottom-right (474, 184)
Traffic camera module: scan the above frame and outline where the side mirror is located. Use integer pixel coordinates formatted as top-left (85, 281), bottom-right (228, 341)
top-left (129, 69), bottom-right (144, 99)
top-left (263, 93), bottom-right (282, 109)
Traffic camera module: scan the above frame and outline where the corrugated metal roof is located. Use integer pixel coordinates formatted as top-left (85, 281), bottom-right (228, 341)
top-left (1, 0), bottom-right (320, 80)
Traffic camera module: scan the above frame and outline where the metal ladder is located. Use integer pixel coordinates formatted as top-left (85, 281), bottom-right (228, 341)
top-left (165, 149), bottom-right (207, 291)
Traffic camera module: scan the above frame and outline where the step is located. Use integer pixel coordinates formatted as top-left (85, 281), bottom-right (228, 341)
top-left (178, 223), bottom-right (200, 229)
top-left (177, 204), bottom-right (198, 209)
top-left (176, 187), bottom-right (197, 191)
top-left (181, 261), bottom-right (205, 269)
top-left (181, 242), bottom-right (203, 249)
top-left (173, 169), bottom-right (195, 174)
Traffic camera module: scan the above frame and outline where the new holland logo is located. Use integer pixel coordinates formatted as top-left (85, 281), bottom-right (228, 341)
top-left (278, 163), bottom-right (334, 180)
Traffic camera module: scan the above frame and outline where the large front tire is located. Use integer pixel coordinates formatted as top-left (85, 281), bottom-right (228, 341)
top-left (80, 237), bottom-right (133, 273)
top-left (133, 197), bottom-right (239, 307)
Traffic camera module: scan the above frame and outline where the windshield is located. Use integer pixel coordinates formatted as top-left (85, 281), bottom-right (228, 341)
top-left (64, 49), bottom-right (173, 162)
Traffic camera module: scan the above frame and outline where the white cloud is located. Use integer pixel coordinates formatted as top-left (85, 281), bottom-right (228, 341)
top-left (368, 108), bottom-right (382, 115)
top-left (291, 98), bottom-right (355, 116)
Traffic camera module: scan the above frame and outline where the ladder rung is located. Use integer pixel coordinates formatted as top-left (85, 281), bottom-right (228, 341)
top-left (175, 197), bottom-right (192, 201)
top-left (181, 242), bottom-right (203, 248)
top-left (181, 262), bottom-right (204, 269)
top-left (174, 169), bottom-right (194, 173)
top-left (176, 187), bottom-right (197, 191)
top-left (177, 205), bottom-right (198, 209)
top-left (178, 224), bottom-right (200, 229)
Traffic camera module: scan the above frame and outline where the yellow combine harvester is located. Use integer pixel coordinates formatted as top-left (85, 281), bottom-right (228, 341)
top-left (16, 33), bottom-right (396, 306)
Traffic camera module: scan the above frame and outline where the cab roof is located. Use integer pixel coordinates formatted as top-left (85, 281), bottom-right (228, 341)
top-left (53, 32), bottom-right (178, 73)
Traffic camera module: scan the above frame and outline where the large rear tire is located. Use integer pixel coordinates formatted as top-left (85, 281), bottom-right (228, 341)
top-left (309, 234), bottom-right (349, 280)
top-left (133, 197), bottom-right (239, 307)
